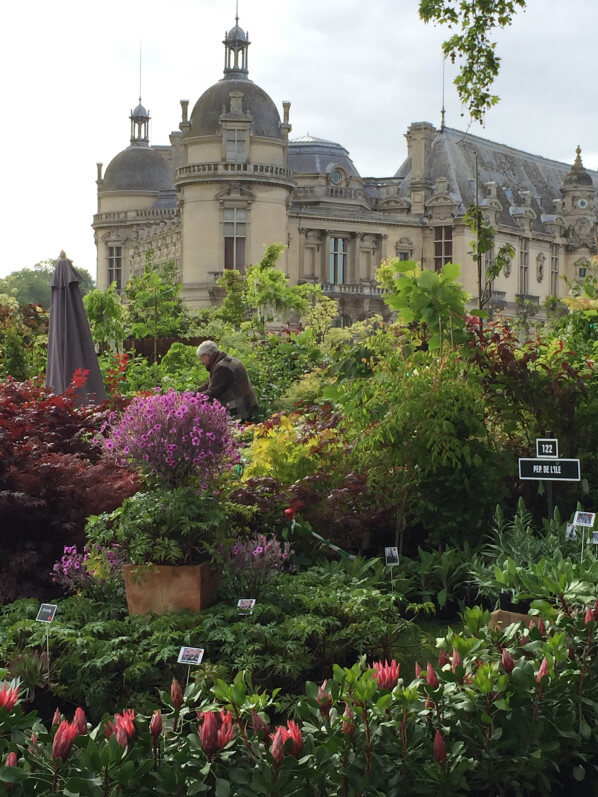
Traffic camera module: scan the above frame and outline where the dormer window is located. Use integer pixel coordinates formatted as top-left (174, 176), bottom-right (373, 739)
top-left (225, 128), bottom-right (247, 163)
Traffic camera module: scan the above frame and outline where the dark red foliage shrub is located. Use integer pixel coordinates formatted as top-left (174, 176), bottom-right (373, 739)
top-left (0, 377), bottom-right (138, 602)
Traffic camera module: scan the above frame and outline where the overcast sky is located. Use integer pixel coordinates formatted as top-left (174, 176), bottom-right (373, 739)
top-left (2, 0), bottom-right (597, 280)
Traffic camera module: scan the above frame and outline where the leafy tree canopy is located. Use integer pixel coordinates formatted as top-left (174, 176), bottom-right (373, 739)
top-left (0, 259), bottom-right (95, 309)
top-left (419, 0), bottom-right (527, 120)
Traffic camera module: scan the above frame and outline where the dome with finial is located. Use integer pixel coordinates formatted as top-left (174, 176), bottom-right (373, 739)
top-left (562, 145), bottom-right (594, 188)
top-left (226, 23), bottom-right (248, 42)
top-left (131, 102), bottom-right (149, 119)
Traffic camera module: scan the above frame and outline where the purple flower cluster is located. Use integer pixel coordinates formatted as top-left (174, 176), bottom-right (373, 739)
top-left (221, 534), bottom-right (292, 597)
top-left (51, 545), bottom-right (123, 594)
top-left (99, 389), bottom-right (241, 486)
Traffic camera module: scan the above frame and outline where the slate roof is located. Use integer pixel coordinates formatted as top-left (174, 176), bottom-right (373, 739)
top-left (393, 126), bottom-right (598, 232)
top-left (288, 136), bottom-right (361, 177)
top-left (189, 78), bottom-right (282, 139)
top-left (102, 146), bottom-right (175, 194)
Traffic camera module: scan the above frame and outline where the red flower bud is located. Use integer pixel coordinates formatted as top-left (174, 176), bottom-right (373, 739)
top-left (251, 710), bottom-right (270, 735)
top-left (451, 648), bottom-right (462, 672)
top-left (74, 707), bottom-right (87, 736)
top-left (4, 752), bottom-right (17, 767)
top-left (150, 711), bottom-right (162, 745)
top-left (433, 729), bottom-right (447, 763)
top-left (170, 678), bottom-right (184, 711)
top-left (199, 711), bottom-right (219, 759)
top-left (341, 703), bottom-right (355, 737)
top-left (585, 606), bottom-right (593, 625)
top-left (536, 657), bottom-right (549, 685)
top-left (52, 708), bottom-right (62, 726)
top-left (316, 679), bottom-right (333, 718)
top-left (501, 648), bottom-right (515, 674)
top-left (438, 649), bottom-right (450, 667)
top-left (537, 618), bottom-right (546, 636)
top-left (414, 662), bottom-right (422, 679)
top-left (52, 721), bottom-right (79, 762)
top-left (270, 727), bottom-right (285, 764)
top-left (426, 662), bottom-right (439, 689)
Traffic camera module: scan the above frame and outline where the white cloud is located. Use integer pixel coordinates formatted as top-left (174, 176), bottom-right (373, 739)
top-left (2, 0), bottom-right (597, 278)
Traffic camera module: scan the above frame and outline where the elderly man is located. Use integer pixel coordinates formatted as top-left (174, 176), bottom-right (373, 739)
top-left (196, 340), bottom-right (258, 420)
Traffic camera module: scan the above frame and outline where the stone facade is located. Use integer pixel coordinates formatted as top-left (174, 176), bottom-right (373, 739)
top-left (93, 18), bottom-right (598, 324)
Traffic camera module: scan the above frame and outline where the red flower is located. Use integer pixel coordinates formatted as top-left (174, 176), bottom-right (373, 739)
top-left (342, 703), bottom-right (355, 737)
top-left (433, 729), bottom-right (447, 763)
top-left (73, 707), bottom-right (87, 736)
top-left (451, 649), bottom-right (462, 671)
top-left (414, 662), bottom-right (422, 678)
top-left (115, 709), bottom-right (135, 738)
top-left (426, 662), bottom-right (439, 689)
top-left (284, 507), bottom-right (297, 520)
top-left (584, 606), bottom-right (593, 625)
top-left (269, 720), bottom-right (303, 762)
top-left (438, 649), bottom-right (450, 667)
top-left (537, 618), bottom-right (547, 636)
top-left (52, 721), bottom-right (79, 762)
top-left (501, 648), bottom-right (515, 674)
top-left (51, 708), bottom-right (62, 726)
top-left (150, 711), bottom-right (162, 746)
top-left (217, 711), bottom-right (235, 749)
top-left (171, 678), bottom-right (184, 710)
top-left (4, 752), bottom-right (17, 767)
top-left (536, 658), bottom-right (549, 685)
top-left (198, 711), bottom-right (220, 758)
top-left (372, 659), bottom-right (400, 691)
top-left (115, 725), bottom-right (128, 750)
top-left (316, 679), bottom-right (333, 718)
top-left (0, 683), bottom-right (20, 713)
top-left (104, 721), bottom-right (117, 739)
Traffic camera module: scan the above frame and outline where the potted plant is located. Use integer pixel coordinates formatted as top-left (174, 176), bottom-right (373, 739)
top-left (91, 389), bottom-right (244, 615)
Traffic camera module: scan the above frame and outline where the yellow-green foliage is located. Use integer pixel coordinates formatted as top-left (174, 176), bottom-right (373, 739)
top-left (274, 368), bottom-right (329, 412)
top-left (243, 414), bottom-right (343, 484)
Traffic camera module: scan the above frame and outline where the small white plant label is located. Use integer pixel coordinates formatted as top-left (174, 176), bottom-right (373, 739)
top-left (237, 598), bottom-right (256, 615)
top-left (177, 646), bottom-right (204, 666)
top-left (385, 547), bottom-right (399, 566)
top-left (36, 604), bottom-right (57, 623)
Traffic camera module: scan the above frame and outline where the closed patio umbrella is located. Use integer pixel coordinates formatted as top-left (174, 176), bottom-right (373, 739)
top-left (46, 251), bottom-right (107, 404)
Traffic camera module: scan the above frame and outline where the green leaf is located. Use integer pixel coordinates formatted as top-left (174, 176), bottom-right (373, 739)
top-left (441, 262), bottom-right (461, 281)
top-left (573, 765), bottom-right (585, 781)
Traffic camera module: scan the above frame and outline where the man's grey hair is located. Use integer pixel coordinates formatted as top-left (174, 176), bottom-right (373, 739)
top-left (196, 340), bottom-right (219, 358)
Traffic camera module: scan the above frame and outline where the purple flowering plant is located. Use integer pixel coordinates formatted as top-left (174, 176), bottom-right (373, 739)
top-left (99, 389), bottom-right (240, 487)
top-left (220, 534), bottom-right (292, 597)
top-left (51, 544), bottom-right (124, 600)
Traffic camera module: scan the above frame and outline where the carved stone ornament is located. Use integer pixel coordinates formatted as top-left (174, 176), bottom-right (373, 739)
top-left (536, 252), bottom-right (545, 283)
top-left (504, 257), bottom-right (512, 278)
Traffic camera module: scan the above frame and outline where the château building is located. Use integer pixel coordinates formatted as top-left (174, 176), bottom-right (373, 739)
top-left (93, 16), bottom-right (598, 324)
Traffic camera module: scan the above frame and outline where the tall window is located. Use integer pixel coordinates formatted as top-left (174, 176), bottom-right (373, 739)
top-left (519, 238), bottom-right (529, 295)
top-left (226, 129), bottom-right (247, 163)
top-left (329, 237), bottom-right (347, 284)
top-left (107, 246), bottom-right (122, 290)
top-left (434, 226), bottom-right (453, 272)
top-left (550, 244), bottom-right (559, 296)
top-left (224, 208), bottom-right (246, 269)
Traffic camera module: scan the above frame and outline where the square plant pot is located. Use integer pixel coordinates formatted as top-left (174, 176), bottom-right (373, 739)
top-left (124, 562), bottom-right (220, 616)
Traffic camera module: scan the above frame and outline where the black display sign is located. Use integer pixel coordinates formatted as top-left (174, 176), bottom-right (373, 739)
top-left (536, 438), bottom-right (558, 458)
top-left (518, 458), bottom-right (580, 482)
top-left (36, 603), bottom-right (57, 623)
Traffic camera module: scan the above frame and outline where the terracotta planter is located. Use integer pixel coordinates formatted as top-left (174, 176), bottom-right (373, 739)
top-left (124, 562), bottom-right (220, 616)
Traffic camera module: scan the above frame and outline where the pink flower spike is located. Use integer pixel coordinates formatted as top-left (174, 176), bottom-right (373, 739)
top-left (316, 680), bottom-right (333, 718)
top-left (585, 606), bottom-right (593, 625)
top-left (4, 752), bottom-right (17, 768)
top-left (74, 707), bottom-right (87, 736)
top-left (426, 662), bottom-right (439, 690)
top-left (433, 729), bottom-right (447, 763)
top-left (501, 648), bottom-right (515, 674)
top-left (536, 658), bottom-right (549, 685)
top-left (372, 659), bottom-right (400, 691)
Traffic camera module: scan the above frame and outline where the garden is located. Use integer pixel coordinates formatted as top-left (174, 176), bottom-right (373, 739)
top-left (1, 246), bottom-right (598, 795)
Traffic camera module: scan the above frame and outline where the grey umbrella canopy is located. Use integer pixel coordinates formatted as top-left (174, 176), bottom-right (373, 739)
top-left (46, 251), bottom-right (107, 404)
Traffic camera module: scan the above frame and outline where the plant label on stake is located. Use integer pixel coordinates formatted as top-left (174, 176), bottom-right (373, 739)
top-left (565, 523), bottom-right (577, 541)
top-left (573, 511), bottom-right (595, 528)
top-left (593, 532), bottom-right (598, 545)
top-left (237, 599), bottom-right (256, 615)
top-left (385, 547), bottom-right (399, 566)
top-left (36, 604), bottom-right (57, 679)
top-left (177, 646), bottom-right (204, 688)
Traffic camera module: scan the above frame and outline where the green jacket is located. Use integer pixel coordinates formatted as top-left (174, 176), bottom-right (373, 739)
top-left (200, 351), bottom-right (258, 420)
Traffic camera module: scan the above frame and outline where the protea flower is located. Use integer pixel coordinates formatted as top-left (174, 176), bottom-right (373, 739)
top-left (341, 703), bottom-right (355, 737)
top-left (115, 709), bottom-right (135, 738)
top-left (426, 663), bottom-right (439, 689)
top-left (585, 606), bottom-right (593, 625)
top-left (269, 720), bottom-right (303, 762)
top-left (217, 711), bottom-right (235, 748)
top-left (73, 708), bottom-right (87, 736)
top-left (438, 649), bottom-right (450, 667)
top-left (4, 752), bottom-right (17, 767)
top-left (270, 727), bottom-right (286, 764)
top-left (451, 649), bottom-right (462, 671)
top-left (414, 662), bottom-right (422, 678)
top-left (0, 683), bottom-right (20, 713)
top-left (536, 658), bottom-right (549, 685)
top-left (52, 721), bottom-right (79, 762)
top-left (198, 712), bottom-right (220, 759)
top-left (149, 711), bottom-right (162, 747)
top-left (317, 679), bottom-right (333, 718)
top-left (372, 659), bottom-right (400, 691)
top-left (170, 678), bottom-right (184, 711)
top-left (501, 648), bottom-right (515, 674)
top-left (114, 724), bottom-right (128, 750)
top-left (52, 708), bottom-right (62, 726)
top-left (433, 729), bottom-right (447, 764)
top-left (286, 720), bottom-right (303, 756)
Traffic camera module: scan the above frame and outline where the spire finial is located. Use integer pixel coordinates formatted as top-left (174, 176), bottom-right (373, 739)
top-left (440, 56), bottom-right (446, 131)
top-left (139, 41), bottom-right (142, 105)
top-left (235, 0), bottom-right (239, 25)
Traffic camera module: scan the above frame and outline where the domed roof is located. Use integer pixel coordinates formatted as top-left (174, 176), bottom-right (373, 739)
top-left (102, 146), bottom-right (174, 193)
top-left (288, 135), bottom-right (361, 177)
top-left (226, 24), bottom-right (248, 42)
top-left (131, 103), bottom-right (149, 119)
top-left (189, 78), bottom-right (281, 139)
